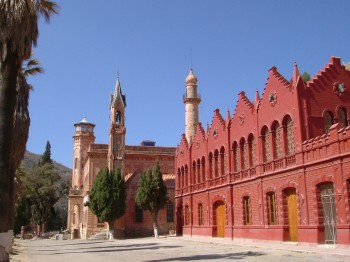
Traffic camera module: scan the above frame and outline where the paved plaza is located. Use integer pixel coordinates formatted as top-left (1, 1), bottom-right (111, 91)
top-left (10, 236), bottom-right (350, 262)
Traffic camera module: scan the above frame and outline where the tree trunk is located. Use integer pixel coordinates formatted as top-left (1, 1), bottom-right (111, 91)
top-left (108, 220), bottom-right (115, 240)
top-left (0, 51), bottom-right (20, 233)
top-left (152, 211), bottom-right (159, 239)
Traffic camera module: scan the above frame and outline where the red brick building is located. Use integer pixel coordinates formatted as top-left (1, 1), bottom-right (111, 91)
top-left (68, 78), bottom-right (176, 239)
top-left (175, 57), bottom-right (350, 245)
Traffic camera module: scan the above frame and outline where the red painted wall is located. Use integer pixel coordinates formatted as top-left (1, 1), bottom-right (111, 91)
top-left (176, 57), bottom-right (350, 245)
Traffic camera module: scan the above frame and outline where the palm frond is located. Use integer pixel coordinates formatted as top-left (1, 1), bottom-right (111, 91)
top-left (35, 0), bottom-right (60, 23)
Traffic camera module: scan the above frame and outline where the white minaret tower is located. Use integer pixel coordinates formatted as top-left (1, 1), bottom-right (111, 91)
top-left (183, 68), bottom-right (201, 142)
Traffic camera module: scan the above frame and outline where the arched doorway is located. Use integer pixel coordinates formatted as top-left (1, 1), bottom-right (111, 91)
top-left (176, 205), bottom-right (183, 235)
top-left (318, 182), bottom-right (337, 244)
top-left (284, 188), bottom-right (298, 241)
top-left (213, 201), bottom-right (226, 238)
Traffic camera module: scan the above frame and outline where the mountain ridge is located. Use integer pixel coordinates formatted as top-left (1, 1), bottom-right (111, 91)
top-left (21, 151), bottom-right (72, 176)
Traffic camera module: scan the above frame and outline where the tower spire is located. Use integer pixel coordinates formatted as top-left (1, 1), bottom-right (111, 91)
top-left (184, 68), bottom-right (201, 142)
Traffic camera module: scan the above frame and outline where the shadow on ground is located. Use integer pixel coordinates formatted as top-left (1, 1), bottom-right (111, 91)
top-left (144, 251), bottom-right (265, 261)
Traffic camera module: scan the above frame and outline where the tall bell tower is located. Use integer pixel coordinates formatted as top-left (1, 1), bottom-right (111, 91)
top-left (184, 68), bottom-right (201, 142)
top-left (72, 117), bottom-right (95, 189)
top-left (108, 77), bottom-right (126, 175)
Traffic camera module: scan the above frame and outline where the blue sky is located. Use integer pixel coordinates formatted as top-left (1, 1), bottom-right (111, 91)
top-left (27, 0), bottom-right (350, 168)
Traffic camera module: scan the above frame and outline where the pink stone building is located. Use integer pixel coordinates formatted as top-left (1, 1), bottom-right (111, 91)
top-left (68, 78), bottom-right (176, 239)
top-left (176, 57), bottom-right (350, 245)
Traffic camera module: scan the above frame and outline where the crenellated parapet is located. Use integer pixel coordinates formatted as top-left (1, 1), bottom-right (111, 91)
top-left (302, 123), bottom-right (350, 163)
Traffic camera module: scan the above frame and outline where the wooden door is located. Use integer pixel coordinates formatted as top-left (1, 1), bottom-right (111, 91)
top-left (286, 188), bottom-right (298, 241)
top-left (215, 202), bottom-right (226, 238)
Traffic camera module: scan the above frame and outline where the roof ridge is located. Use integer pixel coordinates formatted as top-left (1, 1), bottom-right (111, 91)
top-left (213, 109), bottom-right (225, 129)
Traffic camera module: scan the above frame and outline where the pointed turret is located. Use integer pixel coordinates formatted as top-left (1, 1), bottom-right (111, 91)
top-left (108, 76), bottom-right (126, 174)
top-left (111, 77), bottom-right (126, 109)
top-left (184, 68), bottom-right (201, 142)
top-left (291, 63), bottom-right (301, 86)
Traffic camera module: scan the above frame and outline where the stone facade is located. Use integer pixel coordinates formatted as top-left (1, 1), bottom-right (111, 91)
top-left (176, 57), bottom-right (350, 245)
top-left (68, 78), bottom-right (176, 239)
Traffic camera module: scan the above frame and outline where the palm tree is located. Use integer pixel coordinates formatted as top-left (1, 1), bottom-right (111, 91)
top-left (12, 56), bottom-right (43, 219)
top-left (0, 0), bottom-right (58, 233)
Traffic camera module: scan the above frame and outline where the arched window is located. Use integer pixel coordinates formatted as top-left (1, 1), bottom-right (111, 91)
top-left (248, 134), bottom-right (255, 167)
top-left (201, 157), bottom-right (206, 182)
top-left (214, 149), bottom-right (219, 177)
top-left (243, 196), bottom-right (251, 225)
top-left (192, 161), bottom-right (196, 184)
top-left (267, 192), bottom-right (277, 225)
top-left (324, 111), bottom-right (334, 134)
top-left (197, 159), bottom-right (201, 183)
top-left (135, 204), bottom-right (143, 223)
top-left (272, 121), bottom-right (282, 159)
top-left (198, 203), bottom-right (204, 225)
top-left (185, 205), bottom-right (190, 225)
top-left (232, 142), bottom-right (240, 172)
top-left (181, 167), bottom-right (185, 188)
top-left (74, 158), bottom-right (78, 169)
top-left (166, 201), bottom-right (174, 222)
top-left (283, 115), bottom-right (295, 155)
top-left (208, 152), bottom-right (213, 179)
top-left (262, 126), bottom-right (271, 162)
top-left (220, 147), bottom-right (225, 176)
top-left (177, 168), bottom-right (181, 189)
top-left (116, 110), bottom-right (121, 124)
top-left (338, 107), bottom-right (348, 128)
top-left (240, 138), bottom-right (248, 170)
top-left (185, 165), bottom-right (189, 187)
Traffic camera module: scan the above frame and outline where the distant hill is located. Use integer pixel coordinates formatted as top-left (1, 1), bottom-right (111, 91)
top-left (21, 151), bottom-right (72, 176)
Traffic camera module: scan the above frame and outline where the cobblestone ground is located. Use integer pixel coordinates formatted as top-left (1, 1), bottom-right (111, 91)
top-left (10, 237), bottom-right (350, 262)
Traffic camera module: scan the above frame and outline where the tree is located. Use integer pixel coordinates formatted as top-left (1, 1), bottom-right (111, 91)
top-left (136, 161), bottom-right (167, 238)
top-left (86, 168), bottom-right (126, 239)
top-left (345, 62), bottom-right (350, 71)
top-left (301, 72), bottom-right (311, 82)
top-left (40, 141), bottom-right (53, 165)
top-left (14, 142), bottom-right (62, 235)
top-left (0, 0), bottom-right (58, 235)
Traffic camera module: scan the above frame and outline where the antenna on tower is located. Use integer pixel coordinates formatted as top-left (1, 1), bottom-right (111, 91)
top-left (117, 68), bottom-right (120, 79)
top-left (190, 48), bottom-right (193, 69)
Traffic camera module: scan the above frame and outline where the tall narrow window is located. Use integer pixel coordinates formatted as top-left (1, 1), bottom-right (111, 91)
top-left (185, 205), bottom-right (190, 225)
top-left (324, 111), bottom-right (334, 134)
top-left (74, 158), bottom-right (78, 169)
top-left (262, 127), bottom-right (271, 162)
top-left (267, 192), bottom-right (277, 225)
top-left (198, 203), bottom-right (203, 225)
top-left (201, 157), bottom-right (206, 182)
top-left (166, 201), bottom-right (174, 222)
top-left (248, 134), bottom-right (255, 167)
top-left (181, 167), bottom-right (185, 188)
top-left (135, 204), bottom-right (143, 223)
top-left (233, 142), bottom-right (240, 172)
top-left (214, 150), bottom-right (219, 177)
top-left (338, 107), bottom-right (348, 128)
top-left (185, 165), bottom-right (188, 186)
top-left (243, 196), bottom-right (251, 225)
top-left (285, 116), bottom-right (295, 155)
top-left (220, 147), bottom-right (225, 176)
top-left (272, 122), bottom-right (282, 159)
top-left (192, 161), bottom-right (196, 184)
top-left (116, 110), bottom-right (121, 125)
top-left (240, 138), bottom-right (248, 170)
top-left (208, 153), bottom-right (213, 179)
top-left (177, 168), bottom-right (181, 189)
top-left (197, 159), bottom-right (201, 183)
